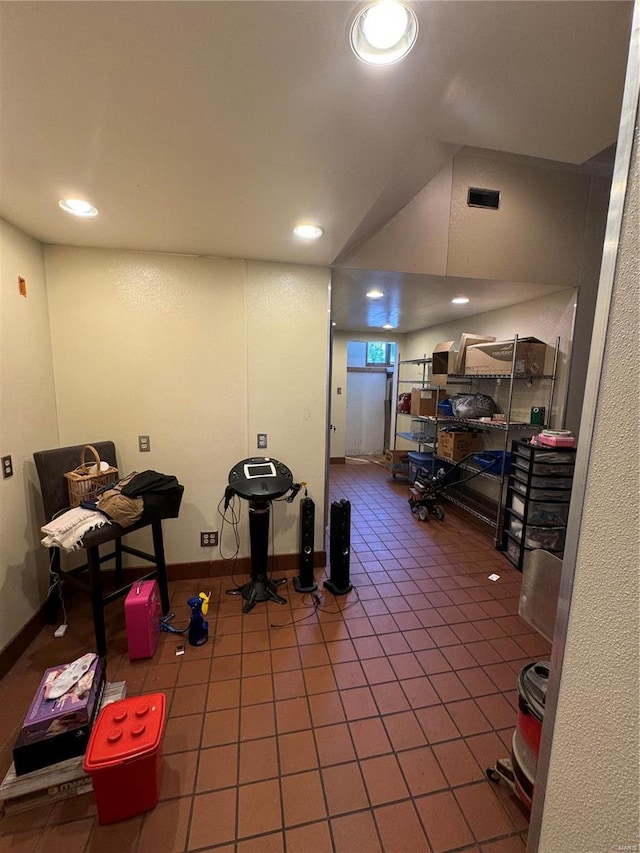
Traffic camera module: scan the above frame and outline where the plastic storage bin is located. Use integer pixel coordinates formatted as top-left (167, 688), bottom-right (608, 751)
top-left (511, 479), bottom-right (572, 502)
top-left (125, 580), bottom-right (160, 661)
top-left (513, 469), bottom-right (573, 490)
top-left (513, 460), bottom-right (574, 476)
top-left (473, 450), bottom-right (511, 471)
top-left (511, 495), bottom-right (569, 526)
top-left (408, 451), bottom-right (434, 483)
top-left (83, 693), bottom-right (166, 824)
top-left (508, 519), bottom-right (565, 551)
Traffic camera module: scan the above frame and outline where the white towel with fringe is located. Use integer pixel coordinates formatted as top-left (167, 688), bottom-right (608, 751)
top-left (41, 507), bottom-right (111, 552)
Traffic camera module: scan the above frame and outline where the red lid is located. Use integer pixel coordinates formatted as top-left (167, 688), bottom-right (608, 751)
top-left (83, 693), bottom-right (165, 771)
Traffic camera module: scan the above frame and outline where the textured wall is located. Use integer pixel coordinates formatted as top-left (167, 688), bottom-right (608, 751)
top-left (0, 218), bottom-right (59, 651)
top-left (538, 114), bottom-right (639, 849)
top-left (448, 148), bottom-right (591, 287)
top-left (43, 247), bottom-right (330, 564)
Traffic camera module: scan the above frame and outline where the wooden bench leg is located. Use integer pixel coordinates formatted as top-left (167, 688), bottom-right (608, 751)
top-left (88, 545), bottom-right (107, 656)
top-left (151, 520), bottom-right (170, 615)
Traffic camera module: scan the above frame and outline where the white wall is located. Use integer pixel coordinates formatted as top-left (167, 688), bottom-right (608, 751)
top-left (0, 218), bottom-right (59, 651)
top-left (403, 289), bottom-right (576, 427)
top-left (537, 86), bottom-right (639, 853)
top-left (43, 247), bottom-right (330, 568)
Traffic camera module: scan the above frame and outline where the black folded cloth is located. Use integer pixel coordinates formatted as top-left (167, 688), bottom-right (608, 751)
top-left (121, 471), bottom-right (180, 496)
top-left (120, 470), bottom-right (184, 521)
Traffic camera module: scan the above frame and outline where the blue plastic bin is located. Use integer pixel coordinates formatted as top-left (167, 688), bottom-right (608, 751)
top-left (473, 450), bottom-right (512, 471)
top-left (408, 451), bottom-right (434, 483)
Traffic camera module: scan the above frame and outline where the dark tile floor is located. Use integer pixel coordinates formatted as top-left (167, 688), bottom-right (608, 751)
top-left (0, 460), bottom-right (548, 852)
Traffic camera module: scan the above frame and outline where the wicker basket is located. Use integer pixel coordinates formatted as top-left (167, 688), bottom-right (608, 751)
top-left (64, 445), bottom-right (119, 508)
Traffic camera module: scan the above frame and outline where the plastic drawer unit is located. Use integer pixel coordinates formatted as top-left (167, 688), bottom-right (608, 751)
top-left (502, 439), bottom-right (576, 571)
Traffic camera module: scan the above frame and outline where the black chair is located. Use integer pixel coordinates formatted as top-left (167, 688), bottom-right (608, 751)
top-left (33, 441), bottom-right (171, 655)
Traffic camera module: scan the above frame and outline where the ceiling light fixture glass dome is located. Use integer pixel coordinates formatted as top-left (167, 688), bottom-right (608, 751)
top-left (293, 223), bottom-right (324, 239)
top-left (58, 198), bottom-right (98, 218)
top-left (451, 296), bottom-right (470, 304)
top-left (366, 289), bottom-right (384, 299)
top-left (350, 1), bottom-right (419, 66)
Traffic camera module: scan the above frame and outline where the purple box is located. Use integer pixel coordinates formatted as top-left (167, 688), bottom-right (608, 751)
top-left (20, 656), bottom-right (106, 741)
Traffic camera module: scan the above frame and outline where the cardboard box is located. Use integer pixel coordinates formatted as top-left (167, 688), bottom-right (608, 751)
top-left (465, 338), bottom-right (548, 376)
top-left (410, 388), bottom-right (438, 417)
top-left (437, 430), bottom-right (479, 462)
top-left (0, 682), bottom-right (126, 816)
top-left (384, 449), bottom-right (409, 476)
top-left (385, 449), bottom-right (409, 464)
top-left (455, 334), bottom-right (496, 373)
top-left (431, 341), bottom-right (457, 386)
top-left (13, 657), bottom-right (106, 776)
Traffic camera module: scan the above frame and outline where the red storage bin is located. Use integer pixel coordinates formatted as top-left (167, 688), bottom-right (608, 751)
top-left (83, 693), bottom-right (166, 824)
top-left (125, 580), bottom-right (160, 661)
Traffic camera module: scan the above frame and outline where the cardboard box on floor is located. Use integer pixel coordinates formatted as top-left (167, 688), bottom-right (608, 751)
top-left (0, 682), bottom-right (126, 816)
top-left (465, 337), bottom-right (549, 376)
top-left (410, 388), bottom-right (438, 417)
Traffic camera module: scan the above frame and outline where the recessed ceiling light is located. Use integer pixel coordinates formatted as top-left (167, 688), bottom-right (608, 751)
top-left (350, 1), bottom-right (419, 66)
top-left (58, 198), bottom-right (99, 218)
top-left (383, 323), bottom-right (394, 329)
top-left (293, 223), bottom-right (324, 239)
top-left (366, 289), bottom-right (384, 299)
top-left (451, 297), bottom-right (470, 304)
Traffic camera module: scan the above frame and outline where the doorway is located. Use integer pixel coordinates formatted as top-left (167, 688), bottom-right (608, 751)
top-left (341, 339), bottom-right (395, 460)
top-left (345, 370), bottom-right (387, 456)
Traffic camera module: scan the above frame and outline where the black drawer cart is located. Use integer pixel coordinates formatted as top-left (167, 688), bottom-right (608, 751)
top-left (501, 439), bottom-right (576, 571)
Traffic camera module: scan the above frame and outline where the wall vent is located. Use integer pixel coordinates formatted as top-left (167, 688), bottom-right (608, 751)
top-left (467, 187), bottom-right (500, 209)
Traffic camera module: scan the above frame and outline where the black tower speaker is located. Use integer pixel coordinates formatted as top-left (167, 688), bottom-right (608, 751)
top-left (294, 497), bottom-right (317, 593)
top-left (324, 498), bottom-right (352, 596)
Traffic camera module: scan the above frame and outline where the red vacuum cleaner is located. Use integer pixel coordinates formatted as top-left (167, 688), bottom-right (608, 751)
top-left (486, 660), bottom-right (549, 810)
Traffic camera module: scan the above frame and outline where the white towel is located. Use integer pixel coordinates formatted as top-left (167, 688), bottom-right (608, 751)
top-left (41, 507), bottom-right (111, 552)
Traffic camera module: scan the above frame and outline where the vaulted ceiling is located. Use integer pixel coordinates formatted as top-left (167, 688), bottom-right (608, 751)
top-left (0, 1), bottom-right (633, 331)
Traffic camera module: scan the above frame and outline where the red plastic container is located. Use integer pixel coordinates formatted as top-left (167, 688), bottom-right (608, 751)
top-left (124, 580), bottom-right (160, 661)
top-left (83, 693), bottom-right (166, 824)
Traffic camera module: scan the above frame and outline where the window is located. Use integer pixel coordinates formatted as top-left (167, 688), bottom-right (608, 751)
top-left (366, 341), bottom-right (396, 366)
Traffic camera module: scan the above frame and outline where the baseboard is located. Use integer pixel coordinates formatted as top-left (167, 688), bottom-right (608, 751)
top-left (0, 604), bottom-right (47, 681)
top-left (330, 457), bottom-right (346, 465)
top-left (0, 550), bottom-right (328, 675)
top-left (167, 550), bottom-right (327, 581)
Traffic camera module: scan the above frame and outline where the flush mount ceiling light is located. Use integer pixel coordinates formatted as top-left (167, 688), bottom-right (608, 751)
top-left (350, 1), bottom-right (419, 66)
top-left (58, 198), bottom-right (99, 218)
top-left (383, 323), bottom-right (394, 329)
top-left (366, 289), bottom-right (384, 299)
top-left (451, 296), bottom-right (470, 304)
top-left (293, 223), bottom-right (324, 239)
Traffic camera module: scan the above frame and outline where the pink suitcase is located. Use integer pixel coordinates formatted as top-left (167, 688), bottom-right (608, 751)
top-left (125, 580), bottom-right (160, 661)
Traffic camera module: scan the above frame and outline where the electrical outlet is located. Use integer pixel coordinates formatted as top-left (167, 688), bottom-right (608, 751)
top-left (200, 531), bottom-right (218, 547)
top-left (257, 433), bottom-right (267, 449)
top-left (138, 435), bottom-right (151, 452)
top-left (1, 456), bottom-right (13, 479)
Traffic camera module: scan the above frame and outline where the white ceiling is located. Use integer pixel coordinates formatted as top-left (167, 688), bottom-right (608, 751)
top-left (0, 1), bottom-right (633, 332)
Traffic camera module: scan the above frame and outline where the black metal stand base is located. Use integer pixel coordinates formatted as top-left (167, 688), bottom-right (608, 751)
top-left (293, 576), bottom-right (318, 594)
top-left (323, 579), bottom-right (352, 596)
top-left (226, 576), bottom-right (287, 613)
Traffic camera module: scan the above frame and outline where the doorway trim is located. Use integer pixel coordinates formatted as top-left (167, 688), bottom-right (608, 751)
top-left (527, 9), bottom-right (639, 849)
